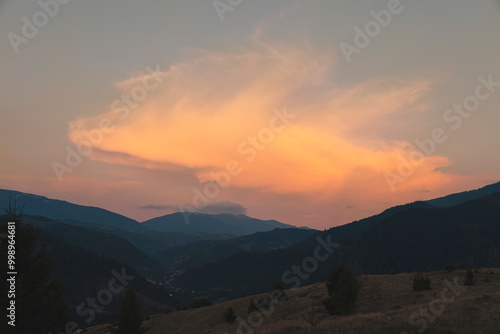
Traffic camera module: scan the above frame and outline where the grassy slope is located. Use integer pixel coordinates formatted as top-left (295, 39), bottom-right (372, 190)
top-left (85, 269), bottom-right (500, 333)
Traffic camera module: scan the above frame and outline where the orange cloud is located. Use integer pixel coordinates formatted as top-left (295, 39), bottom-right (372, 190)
top-left (67, 39), bottom-right (471, 214)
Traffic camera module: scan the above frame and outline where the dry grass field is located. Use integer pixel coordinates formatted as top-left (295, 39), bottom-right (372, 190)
top-left (85, 269), bottom-right (500, 334)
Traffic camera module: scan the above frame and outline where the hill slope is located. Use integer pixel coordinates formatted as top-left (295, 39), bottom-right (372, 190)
top-left (0, 221), bottom-right (174, 330)
top-left (337, 191), bottom-right (500, 274)
top-left (24, 215), bottom-right (167, 279)
top-left (86, 269), bottom-right (500, 334)
top-left (427, 180), bottom-right (500, 207)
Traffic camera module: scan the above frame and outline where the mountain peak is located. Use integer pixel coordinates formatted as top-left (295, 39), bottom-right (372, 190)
top-left (142, 211), bottom-right (296, 234)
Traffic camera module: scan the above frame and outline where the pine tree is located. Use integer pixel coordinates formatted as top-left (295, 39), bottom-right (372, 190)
top-left (464, 268), bottom-right (476, 286)
top-left (110, 287), bottom-right (148, 334)
top-left (323, 264), bottom-right (359, 315)
top-left (412, 273), bottom-right (432, 291)
top-left (0, 198), bottom-right (68, 334)
top-left (223, 307), bottom-right (236, 324)
top-left (192, 298), bottom-right (212, 309)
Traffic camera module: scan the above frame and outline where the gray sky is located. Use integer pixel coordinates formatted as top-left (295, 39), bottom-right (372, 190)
top-left (1, 0), bottom-right (499, 228)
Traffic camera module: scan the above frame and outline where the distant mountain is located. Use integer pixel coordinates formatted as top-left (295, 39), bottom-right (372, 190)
top-left (142, 212), bottom-right (299, 234)
top-left (153, 228), bottom-right (318, 269)
top-left (427, 180), bottom-right (500, 207)
top-left (321, 180), bottom-right (500, 245)
top-left (0, 189), bottom-right (284, 257)
top-left (322, 191), bottom-right (500, 278)
top-left (321, 200), bottom-right (434, 244)
top-left (288, 181), bottom-right (500, 249)
top-left (0, 189), bottom-right (144, 232)
top-left (176, 192), bottom-right (500, 301)
top-left (0, 189), bottom-right (303, 242)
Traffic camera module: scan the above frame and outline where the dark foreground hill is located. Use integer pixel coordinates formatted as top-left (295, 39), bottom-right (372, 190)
top-left (1, 223), bottom-right (175, 330)
top-left (24, 215), bottom-right (167, 279)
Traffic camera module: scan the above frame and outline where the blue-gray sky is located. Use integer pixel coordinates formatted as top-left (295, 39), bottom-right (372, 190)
top-left (1, 0), bottom-right (499, 228)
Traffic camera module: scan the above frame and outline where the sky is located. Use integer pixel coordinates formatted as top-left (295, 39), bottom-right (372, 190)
top-left (1, 0), bottom-right (499, 229)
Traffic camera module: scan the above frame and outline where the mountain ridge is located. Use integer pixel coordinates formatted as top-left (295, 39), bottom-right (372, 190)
top-left (0, 189), bottom-right (301, 235)
top-left (141, 212), bottom-right (300, 234)
top-left (0, 189), bottom-right (144, 232)
top-left (175, 191), bottom-right (500, 301)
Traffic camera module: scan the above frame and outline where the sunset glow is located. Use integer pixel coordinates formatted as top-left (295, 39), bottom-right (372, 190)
top-left (1, 1), bottom-right (499, 228)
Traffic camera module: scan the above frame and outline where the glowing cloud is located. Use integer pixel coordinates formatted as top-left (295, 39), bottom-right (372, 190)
top-left (67, 38), bottom-right (464, 219)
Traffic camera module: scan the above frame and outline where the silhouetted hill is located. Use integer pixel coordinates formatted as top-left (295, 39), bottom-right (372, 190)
top-left (316, 180), bottom-right (500, 248)
top-left (0, 189), bottom-right (240, 256)
top-left (153, 228), bottom-right (317, 269)
top-left (142, 212), bottom-right (298, 234)
top-left (0, 189), bottom-right (144, 232)
top-left (338, 191), bottom-right (500, 274)
top-left (57, 218), bottom-right (238, 256)
top-left (176, 192), bottom-right (500, 301)
top-left (24, 215), bottom-right (167, 279)
top-left (0, 221), bottom-right (175, 330)
top-left (427, 180), bottom-right (500, 207)
top-left (319, 200), bottom-right (434, 244)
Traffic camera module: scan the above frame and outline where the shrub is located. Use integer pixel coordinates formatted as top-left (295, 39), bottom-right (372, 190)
top-left (248, 298), bottom-right (263, 315)
top-left (464, 268), bottom-right (476, 286)
top-left (192, 298), bottom-right (212, 309)
top-left (390, 266), bottom-right (399, 275)
top-left (271, 281), bottom-right (288, 301)
top-left (445, 265), bottom-right (456, 272)
top-left (413, 273), bottom-right (431, 291)
top-left (323, 265), bottom-right (359, 315)
top-left (272, 281), bottom-right (284, 291)
top-left (223, 307), bottom-right (236, 324)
